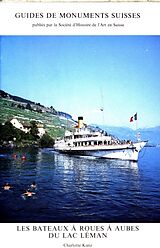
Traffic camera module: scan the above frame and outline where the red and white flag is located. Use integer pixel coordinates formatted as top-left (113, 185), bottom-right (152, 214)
top-left (130, 113), bottom-right (137, 122)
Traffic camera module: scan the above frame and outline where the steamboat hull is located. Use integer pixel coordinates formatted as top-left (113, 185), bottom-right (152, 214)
top-left (55, 141), bottom-right (147, 162)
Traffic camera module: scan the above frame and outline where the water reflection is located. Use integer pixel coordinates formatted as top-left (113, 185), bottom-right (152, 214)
top-left (1, 147), bottom-right (159, 223)
top-left (54, 152), bottom-right (139, 176)
top-left (53, 152), bottom-right (140, 201)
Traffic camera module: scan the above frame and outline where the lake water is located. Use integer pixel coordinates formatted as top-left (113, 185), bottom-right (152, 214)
top-left (0, 146), bottom-right (160, 223)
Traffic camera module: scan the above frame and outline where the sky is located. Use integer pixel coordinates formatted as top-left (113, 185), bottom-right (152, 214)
top-left (0, 35), bottom-right (160, 128)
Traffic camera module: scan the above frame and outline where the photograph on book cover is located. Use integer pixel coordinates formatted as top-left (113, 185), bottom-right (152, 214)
top-left (0, 34), bottom-right (160, 222)
top-left (0, 2), bottom-right (160, 248)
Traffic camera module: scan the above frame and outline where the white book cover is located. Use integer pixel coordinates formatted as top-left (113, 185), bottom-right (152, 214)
top-left (0, 2), bottom-right (160, 248)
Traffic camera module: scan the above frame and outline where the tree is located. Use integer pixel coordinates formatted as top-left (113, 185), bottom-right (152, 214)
top-left (0, 121), bottom-right (16, 141)
top-left (50, 106), bottom-right (57, 114)
top-left (30, 121), bottom-right (39, 140)
top-left (0, 121), bottom-right (24, 143)
top-left (39, 134), bottom-right (54, 148)
top-left (26, 103), bottom-right (32, 111)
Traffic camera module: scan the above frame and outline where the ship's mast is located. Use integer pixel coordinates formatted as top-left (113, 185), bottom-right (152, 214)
top-left (130, 112), bottom-right (141, 141)
top-left (135, 113), bottom-right (141, 141)
top-left (100, 87), bottom-right (105, 125)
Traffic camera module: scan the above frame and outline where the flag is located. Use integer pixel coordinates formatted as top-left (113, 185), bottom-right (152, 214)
top-left (130, 116), bottom-right (133, 122)
top-left (134, 113), bottom-right (137, 121)
top-left (130, 113), bottom-right (137, 122)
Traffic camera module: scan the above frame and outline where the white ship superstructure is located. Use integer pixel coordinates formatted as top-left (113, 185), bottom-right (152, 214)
top-left (54, 117), bottom-right (147, 161)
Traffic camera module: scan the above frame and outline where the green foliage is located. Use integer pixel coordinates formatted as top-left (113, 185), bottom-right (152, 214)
top-left (26, 103), bottom-right (32, 111)
top-left (0, 121), bottom-right (27, 143)
top-left (0, 121), bottom-right (40, 145)
top-left (0, 121), bottom-right (15, 142)
top-left (39, 133), bottom-right (54, 148)
top-left (30, 121), bottom-right (39, 140)
top-left (0, 98), bottom-right (73, 142)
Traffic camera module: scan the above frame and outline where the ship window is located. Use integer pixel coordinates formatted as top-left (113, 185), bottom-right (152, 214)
top-left (98, 141), bottom-right (102, 145)
top-left (94, 141), bottom-right (97, 145)
top-left (74, 135), bottom-right (80, 139)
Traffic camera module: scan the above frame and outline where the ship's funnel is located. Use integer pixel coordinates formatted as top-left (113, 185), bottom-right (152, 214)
top-left (78, 116), bottom-right (83, 128)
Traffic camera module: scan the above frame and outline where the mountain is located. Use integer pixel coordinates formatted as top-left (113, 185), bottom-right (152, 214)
top-left (95, 125), bottom-right (160, 146)
top-left (0, 90), bottom-right (75, 138)
top-left (0, 89), bottom-right (73, 118)
top-left (139, 126), bottom-right (160, 146)
top-left (0, 90), bottom-right (35, 105)
top-left (1, 90), bottom-right (160, 145)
